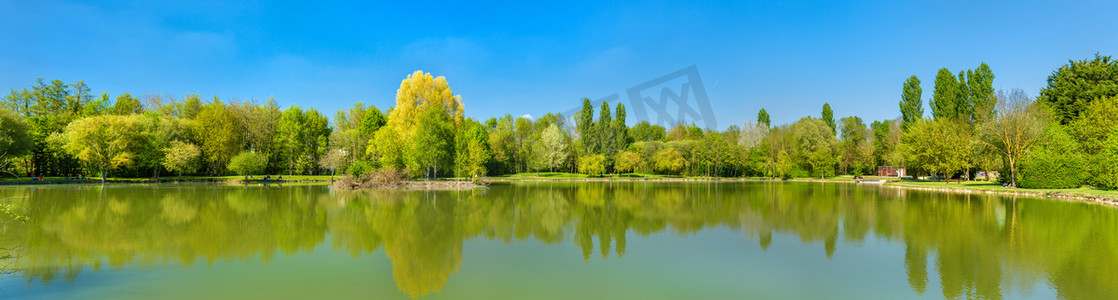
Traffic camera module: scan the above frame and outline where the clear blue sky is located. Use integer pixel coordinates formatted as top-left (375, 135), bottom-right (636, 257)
top-left (2, 0), bottom-right (1117, 128)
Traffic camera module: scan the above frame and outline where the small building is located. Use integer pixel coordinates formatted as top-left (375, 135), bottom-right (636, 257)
top-left (877, 166), bottom-right (906, 177)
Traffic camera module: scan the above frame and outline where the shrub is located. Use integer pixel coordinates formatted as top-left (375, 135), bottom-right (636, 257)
top-left (334, 168), bottom-right (408, 189)
top-left (227, 151), bottom-right (267, 176)
top-left (1095, 128), bottom-right (1118, 189)
top-left (1016, 125), bottom-right (1084, 189)
top-left (347, 160), bottom-right (375, 177)
top-left (1017, 149), bottom-right (1083, 188)
top-left (789, 167), bottom-right (810, 179)
top-left (614, 150), bottom-right (642, 174)
top-left (578, 154), bottom-right (606, 175)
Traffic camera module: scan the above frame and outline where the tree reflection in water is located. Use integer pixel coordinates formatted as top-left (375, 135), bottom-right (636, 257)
top-left (0, 182), bottom-right (1116, 299)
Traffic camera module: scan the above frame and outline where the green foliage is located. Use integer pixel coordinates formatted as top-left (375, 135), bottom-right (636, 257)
top-left (577, 154), bottom-right (605, 175)
top-left (821, 103), bottom-right (835, 134)
top-left (790, 117), bottom-right (837, 177)
top-left (900, 75), bottom-right (923, 132)
top-left (969, 63), bottom-right (997, 124)
top-left (113, 93), bottom-right (143, 115)
top-left (484, 114), bottom-right (516, 175)
top-left (1070, 96), bottom-right (1118, 154)
top-left (931, 68), bottom-right (965, 121)
top-left (136, 114), bottom-right (189, 178)
top-left (576, 98), bottom-right (596, 153)
top-left (181, 94), bottom-right (202, 119)
top-left (666, 123), bottom-right (703, 141)
top-left (347, 160), bottom-right (375, 177)
top-left (82, 92), bottom-right (111, 117)
top-left (614, 150), bottom-right (641, 173)
top-left (839, 116), bottom-right (872, 175)
top-left (319, 149), bottom-right (347, 176)
top-left (455, 119), bottom-right (490, 177)
top-left (1096, 128), bottom-right (1118, 190)
top-left (630, 121), bottom-right (665, 142)
top-left (652, 148), bottom-right (685, 174)
top-left (1016, 126), bottom-right (1083, 189)
top-left (413, 106), bottom-right (455, 178)
top-left (903, 119), bottom-right (972, 179)
top-left (274, 106), bottom-right (331, 174)
top-left (871, 120), bottom-right (901, 166)
top-left (360, 105), bottom-right (387, 137)
top-left (597, 102), bottom-right (614, 155)
top-left (227, 151), bottom-right (267, 176)
top-left (979, 89), bottom-right (1047, 187)
top-left (162, 140), bottom-right (201, 177)
top-left (58, 115), bottom-right (141, 180)
top-left (0, 107), bottom-right (34, 159)
top-left (757, 108), bottom-right (771, 127)
top-left (612, 103), bottom-right (629, 152)
top-left (534, 124), bottom-right (568, 172)
top-left (1038, 54), bottom-right (1118, 125)
top-left (195, 98), bottom-right (244, 174)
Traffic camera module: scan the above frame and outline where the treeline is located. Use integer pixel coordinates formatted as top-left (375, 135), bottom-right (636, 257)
top-left (2, 55), bottom-right (1118, 188)
top-left (0, 78), bottom-right (335, 181)
top-left (895, 54), bottom-right (1118, 189)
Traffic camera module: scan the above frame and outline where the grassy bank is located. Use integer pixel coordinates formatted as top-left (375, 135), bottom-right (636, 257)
top-left (886, 180), bottom-right (1118, 204)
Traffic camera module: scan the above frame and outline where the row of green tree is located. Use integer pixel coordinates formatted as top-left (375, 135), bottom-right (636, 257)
top-left (1, 80), bottom-right (334, 181)
top-left (2, 55), bottom-right (1118, 188)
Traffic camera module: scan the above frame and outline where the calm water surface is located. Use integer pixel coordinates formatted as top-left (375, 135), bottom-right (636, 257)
top-left (0, 182), bottom-right (1115, 299)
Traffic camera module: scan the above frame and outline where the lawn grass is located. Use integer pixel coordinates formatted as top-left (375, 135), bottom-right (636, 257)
top-left (887, 180), bottom-right (1118, 198)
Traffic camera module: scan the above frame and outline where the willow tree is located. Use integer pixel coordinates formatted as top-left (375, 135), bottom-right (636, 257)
top-left (58, 115), bottom-right (140, 182)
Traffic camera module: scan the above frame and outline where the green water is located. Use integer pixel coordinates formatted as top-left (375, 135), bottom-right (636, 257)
top-left (0, 182), bottom-right (1114, 299)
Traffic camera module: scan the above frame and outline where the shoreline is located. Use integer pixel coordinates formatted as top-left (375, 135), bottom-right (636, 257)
top-left (882, 182), bottom-right (1118, 206)
top-left (491, 177), bottom-right (1118, 206)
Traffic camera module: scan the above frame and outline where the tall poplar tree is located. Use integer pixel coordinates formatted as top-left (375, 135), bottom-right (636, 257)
top-left (598, 102), bottom-right (613, 154)
top-left (575, 99), bottom-right (595, 154)
top-left (968, 63), bottom-right (997, 124)
top-left (821, 103), bottom-right (835, 134)
top-left (613, 103), bottom-right (629, 151)
top-left (899, 75), bottom-right (923, 132)
top-left (931, 68), bottom-right (961, 120)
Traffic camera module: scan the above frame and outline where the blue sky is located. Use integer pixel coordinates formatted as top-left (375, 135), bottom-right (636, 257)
top-left (2, 0), bottom-right (1117, 128)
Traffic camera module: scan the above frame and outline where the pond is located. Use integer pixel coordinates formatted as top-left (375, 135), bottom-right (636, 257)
top-left (0, 182), bottom-right (1115, 299)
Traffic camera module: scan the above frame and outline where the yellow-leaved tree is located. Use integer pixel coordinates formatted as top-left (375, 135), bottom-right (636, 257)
top-left (386, 70), bottom-right (464, 140)
top-left (371, 71), bottom-right (464, 176)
